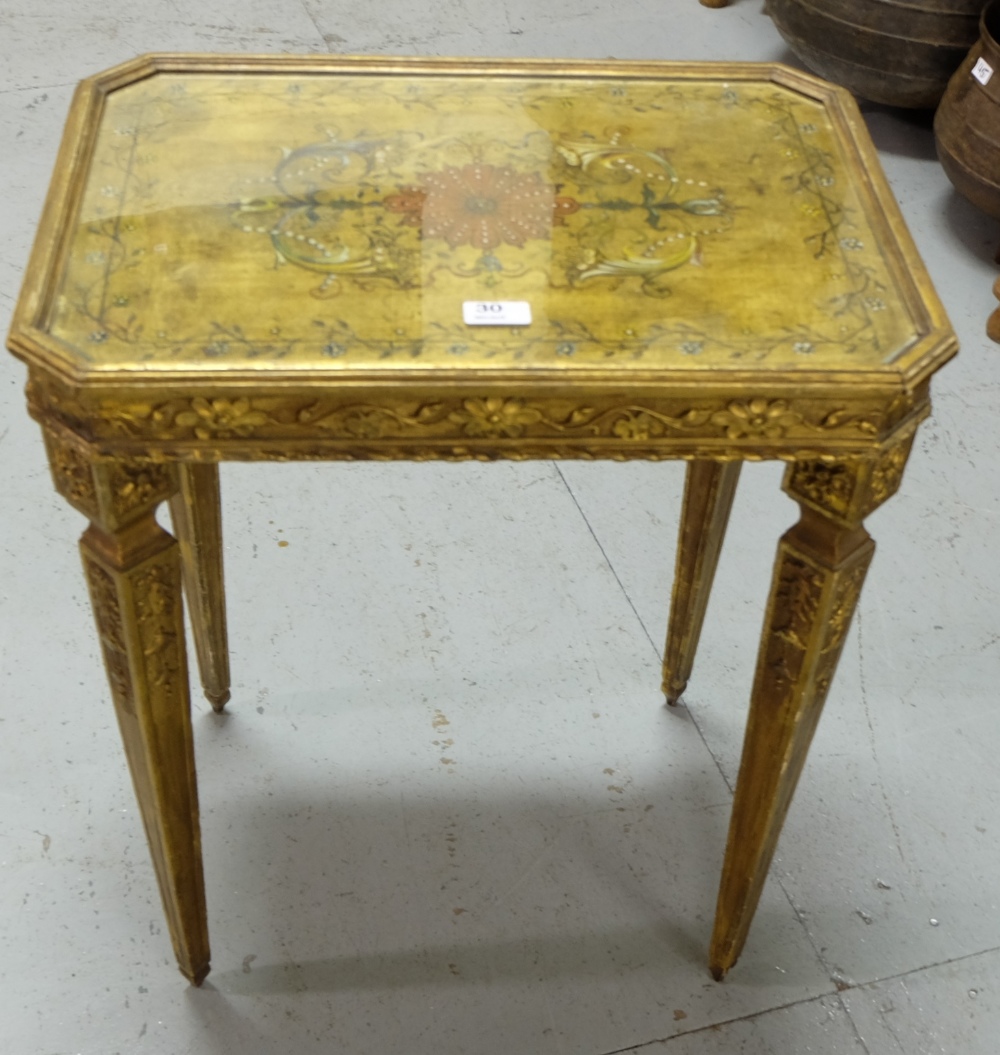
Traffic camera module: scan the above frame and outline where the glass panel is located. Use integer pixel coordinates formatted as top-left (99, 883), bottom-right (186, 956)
top-left (48, 71), bottom-right (917, 373)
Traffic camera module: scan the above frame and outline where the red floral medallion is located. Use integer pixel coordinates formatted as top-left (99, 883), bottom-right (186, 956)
top-left (385, 164), bottom-right (578, 250)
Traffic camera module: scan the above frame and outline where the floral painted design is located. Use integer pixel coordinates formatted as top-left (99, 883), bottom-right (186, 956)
top-left (56, 76), bottom-right (910, 372)
top-left (385, 172), bottom-right (580, 244)
top-left (383, 187), bottom-right (427, 227)
top-left (419, 164), bottom-right (554, 250)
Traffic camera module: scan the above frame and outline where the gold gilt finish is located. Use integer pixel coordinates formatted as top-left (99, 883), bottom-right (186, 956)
top-left (7, 54), bottom-right (956, 986)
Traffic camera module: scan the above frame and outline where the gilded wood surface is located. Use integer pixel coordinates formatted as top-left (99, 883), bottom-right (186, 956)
top-left (709, 477), bottom-right (878, 979)
top-left (784, 427), bottom-right (916, 525)
top-left (43, 73), bottom-right (917, 374)
top-left (44, 418), bottom-right (175, 527)
top-left (662, 460), bottom-right (741, 703)
top-left (27, 369), bottom-right (928, 461)
top-left (10, 57), bottom-right (958, 467)
top-left (7, 56), bottom-right (960, 987)
top-left (81, 505), bottom-right (210, 986)
top-left (169, 464), bottom-right (230, 710)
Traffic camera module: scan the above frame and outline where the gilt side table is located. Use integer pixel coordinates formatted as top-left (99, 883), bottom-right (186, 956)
top-left (6, 55), bottom-right (956, 985)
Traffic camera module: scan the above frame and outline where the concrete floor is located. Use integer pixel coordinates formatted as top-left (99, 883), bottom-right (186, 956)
top-left (2, 2), bottom-right (1000, 1052)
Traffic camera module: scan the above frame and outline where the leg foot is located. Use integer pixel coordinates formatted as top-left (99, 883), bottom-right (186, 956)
top-left (186, 962), bottom-right (212, 987)
top-left (206, 688), bottom-right (231, 713)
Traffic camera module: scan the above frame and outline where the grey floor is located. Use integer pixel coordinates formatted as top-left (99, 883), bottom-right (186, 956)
top-left (2, 2), bottom-right (1000, 1053)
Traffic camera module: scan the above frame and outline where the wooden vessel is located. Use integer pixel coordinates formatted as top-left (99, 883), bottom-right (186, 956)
top-left (768, 0), bottom-right (987, 108)
top-left (936, 1), bottom-right (1000, 219)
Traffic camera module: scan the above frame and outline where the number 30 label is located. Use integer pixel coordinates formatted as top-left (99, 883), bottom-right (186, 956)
top-left (463, 300), bottom-right (532, 326)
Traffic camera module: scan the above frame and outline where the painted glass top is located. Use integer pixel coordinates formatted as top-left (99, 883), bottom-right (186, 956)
top-left (46, 71), bottom-right (919, 374)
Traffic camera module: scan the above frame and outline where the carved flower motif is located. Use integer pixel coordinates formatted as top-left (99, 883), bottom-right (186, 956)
top-left (869, 445), bottom-right (908, 504)
top-left (711, 399), bottom-right (800, 440)
top-left (340, 410), bottom-right (390, 439)
top-left (52, 445), bottom-right (97, 510)
top-left (790, 461), bottom-right (853, 515)
top-left (448, 398), bottom-right (543, 438)
top-left (115, 466), bottom-right (171, 513)
top-left (612, 412), bottom-right (662, 441)
top-left (174, 398), bottom-right (270, 439)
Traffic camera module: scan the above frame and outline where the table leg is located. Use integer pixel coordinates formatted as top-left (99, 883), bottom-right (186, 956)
top-left (170, 464), bottom-right (230, 711)
top-left (709, 438), bottom-right (914, 979)
top-left (44, 426), bottom-right (211, 985)
top-left (662, 460), bottom-right (741, 703)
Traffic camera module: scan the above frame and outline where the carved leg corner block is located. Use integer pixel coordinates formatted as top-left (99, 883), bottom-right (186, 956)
top-left (783, 433), bottom-right (916, 528)
top-left (43, 422), bottom-right (176, 531)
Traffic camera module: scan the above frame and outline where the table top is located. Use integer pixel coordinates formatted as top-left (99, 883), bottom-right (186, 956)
top-left (8, 56), bottom-right (957, 460)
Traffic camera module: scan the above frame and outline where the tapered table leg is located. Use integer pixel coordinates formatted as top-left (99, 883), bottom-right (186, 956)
top-left (662, 460), bottom-right (741, 704)
top-left (170, 464), bottom-right (230, 711)
top-left (709, 439), bottom-right (914, 979)
top-left (45, 426), bottom-right (211, 985)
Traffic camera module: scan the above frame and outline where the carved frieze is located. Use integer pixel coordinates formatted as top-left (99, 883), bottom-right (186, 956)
top-left (31, 374), bottom-right (905, 452)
